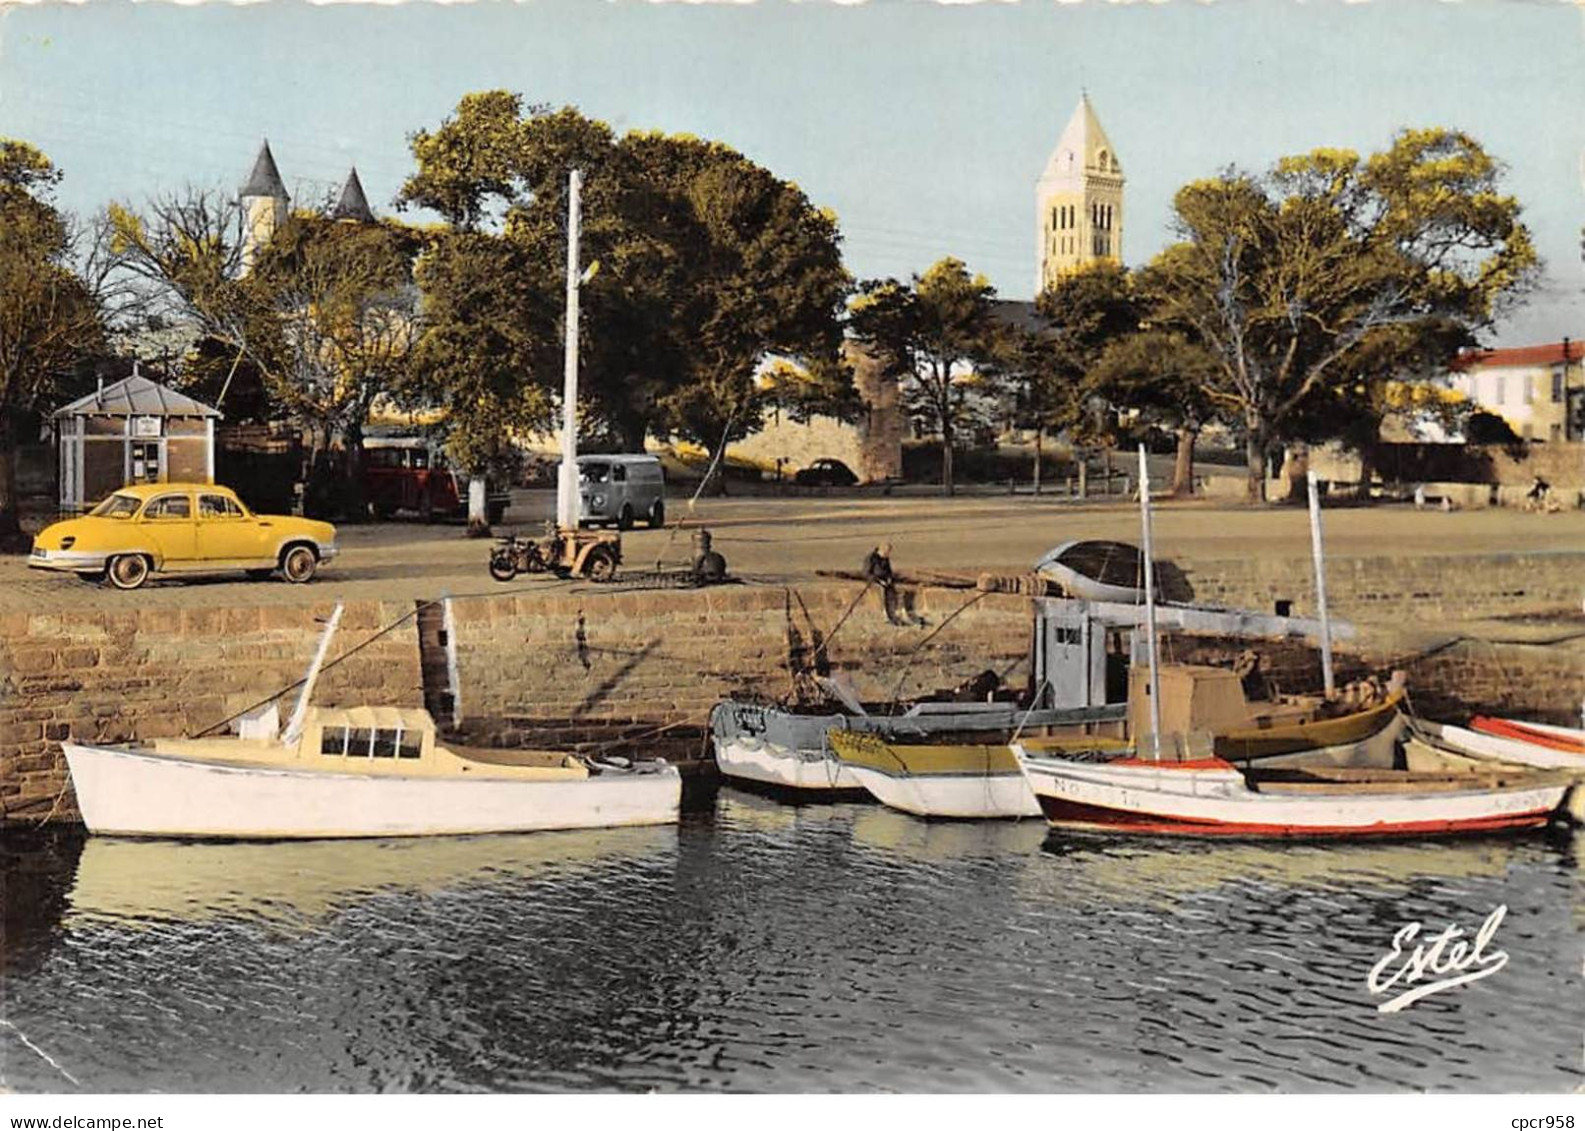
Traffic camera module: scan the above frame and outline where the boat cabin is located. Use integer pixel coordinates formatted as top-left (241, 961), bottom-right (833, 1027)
top-left (310, 706), bottom-right (436, 764)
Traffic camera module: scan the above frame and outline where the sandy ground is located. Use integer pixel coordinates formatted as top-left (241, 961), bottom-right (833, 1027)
top-left (2, 487), bottom-right (1582, 615)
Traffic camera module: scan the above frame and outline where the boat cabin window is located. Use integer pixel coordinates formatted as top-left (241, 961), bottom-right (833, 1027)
top-left (319, 724), bottom-right (420, 760)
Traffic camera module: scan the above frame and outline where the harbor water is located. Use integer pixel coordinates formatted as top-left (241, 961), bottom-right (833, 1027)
top-left (2, 791), bottom-right (1581, 1093)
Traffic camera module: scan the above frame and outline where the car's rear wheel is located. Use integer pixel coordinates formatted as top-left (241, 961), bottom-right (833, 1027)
top-left (280, 545), bottom-right (318, 584)
top-left (647, 501), bottom-right (665, 528)
top-left (106, 554), bottom-right (150, 590)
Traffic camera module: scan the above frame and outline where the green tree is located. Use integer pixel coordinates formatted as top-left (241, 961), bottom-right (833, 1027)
top-left (247, 216), bottom-right (423, 518)
top-left (850, 258), bottom-right (1003, 496)
top-left (402, 229), bottom-right (558, 528)
top-left (1090, 329), bottom-right (1221, 497)
top-left (1146, 130), bottom-right (1537, 501)
top-left (0, 140), bottom-right (104, 540)
top-left (399, 95), bottom-right (851, 494)
top-left (1021, 262), bottom-right (1141, 495)
top-left (112, 194), bottom-right (423, 519)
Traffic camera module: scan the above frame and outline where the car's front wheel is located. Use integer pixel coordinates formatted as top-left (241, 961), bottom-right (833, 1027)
top-left (106, 554), bottom-right (150, 590)
top-left (280, 545), bottom-right (319, 584)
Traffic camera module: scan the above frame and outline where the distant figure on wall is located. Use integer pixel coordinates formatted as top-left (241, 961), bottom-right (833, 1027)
top-left (864, 542), bottom-right (905, 625)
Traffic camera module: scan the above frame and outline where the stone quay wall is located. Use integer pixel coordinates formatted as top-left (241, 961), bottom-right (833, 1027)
top-left (0, 584), bottom-right (1037, 825)
top-left (1176, 550), bottom-right (1584, 625)
top-left (3, 548), bottom-right (1582, 827)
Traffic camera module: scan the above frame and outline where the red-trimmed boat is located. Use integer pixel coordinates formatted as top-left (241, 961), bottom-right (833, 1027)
top-left (1011, 746), bottom-right (1569, 839)
top-left (1470, 717), bottom-right (1585, 755)
top-left (1011, 667), bottom-right (1573, 840)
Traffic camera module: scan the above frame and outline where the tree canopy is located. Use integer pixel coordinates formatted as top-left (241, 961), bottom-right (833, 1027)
top-left (0, 140), bottom-right (104, 537)
top-left (399, 94), bottom-right (851, 485)
top-left (1143, 128), bottom-right (1537, 500)
top-left (849, 257), bottom-right (1002, 495)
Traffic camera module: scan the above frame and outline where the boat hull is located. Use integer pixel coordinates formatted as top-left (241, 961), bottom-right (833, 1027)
top-left (63, 742), bottom-right (681, 839)
top-left (1014, 749), bottom-right (1567, 839)
top-left (1422, 722), bottom-right (1585, 772)
top-left (843, 767), bottom-right (1038, 819)
top-left (1471, 716), bottom-right (1585, 755)
top-left (711, 733), bottom-right (866, 793)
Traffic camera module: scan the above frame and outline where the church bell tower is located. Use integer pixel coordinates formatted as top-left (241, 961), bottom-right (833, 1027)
top-left (1035, 95), bottom-right (1125, 294)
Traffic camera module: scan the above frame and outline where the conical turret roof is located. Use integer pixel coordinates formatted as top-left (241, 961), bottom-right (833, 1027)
top-left (330, 167), bottom-right (376, 223)
top-left (1037, 95), bottom-right (1122, 189)
top-left (241, 140), bottom-right (290, 201)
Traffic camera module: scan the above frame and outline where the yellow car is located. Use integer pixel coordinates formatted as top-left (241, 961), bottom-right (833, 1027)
top-left (29, 483), bottom-right (339, 590)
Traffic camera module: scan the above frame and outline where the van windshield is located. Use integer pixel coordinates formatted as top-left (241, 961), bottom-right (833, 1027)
top-left (580, 463), bottom-right (610, 484)
top-left (90, 494), bottom-right (141, 519)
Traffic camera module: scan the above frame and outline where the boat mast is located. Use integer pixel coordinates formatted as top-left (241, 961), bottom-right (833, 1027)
top-left (1306, 469), bottom-right (1336, 698)
top-left (1136, 445), bottom-right (1163, 760)
top-left (283, 602), bottom-right (344, 747)
top-left (556, 168), bottom-right (584, 531)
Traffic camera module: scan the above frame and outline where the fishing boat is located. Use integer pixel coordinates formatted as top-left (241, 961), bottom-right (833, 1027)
top-left (709, 696), bottom-right (1124, 796)
top-left (828, 730), bottom-right (1125, 819)
top-left (1470, 716), bottom-right (1585, 755)
top-left (1411, 719), bottom-right (1585, 771)
top-left (62, 606), bottom-right (680, 840)
top-left (1013, 738), bottom-right (1570, 839)
top-left (1011, 450), bottom-right (1574, 840)
top-left (828, 668), bottom-right (1403, 821)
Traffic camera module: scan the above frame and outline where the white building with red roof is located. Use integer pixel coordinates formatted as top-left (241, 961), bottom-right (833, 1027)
top-left (1447, 338), bottom-right (1583, 442)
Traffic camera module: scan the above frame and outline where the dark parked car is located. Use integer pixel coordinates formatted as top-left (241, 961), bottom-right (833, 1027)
top-left (793, 458), bottom-right (858, 487)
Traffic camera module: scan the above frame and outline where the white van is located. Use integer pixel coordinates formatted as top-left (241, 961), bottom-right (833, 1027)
top-left (578, 454), bottom-right (666, 529)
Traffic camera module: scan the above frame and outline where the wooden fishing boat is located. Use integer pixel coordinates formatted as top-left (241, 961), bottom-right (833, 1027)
top-left (709, 696), bottom-right (1124, 796)
top-left (1470, 716), bottom-right (1585, 755)
top-left (828, 731), bottom-right (1126, 819)
top-left (1010, 448), bottom-right (1574, 840)
top-left (829, 673), bottom-right (1403, 821)
top-left (1412, 719), bottom-right (1585, 771)
top-left (1213, 693), bottom-right (1405, 761)
top-left (1013, 743), bottom-right (1569, 839)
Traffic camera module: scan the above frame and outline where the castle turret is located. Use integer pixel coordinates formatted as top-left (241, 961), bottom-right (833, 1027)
top-left (330, 167), bottom-right (375, 224)
top-left (1035, 95), bottom-right (1125, 294)
top-left (239, 140), bottom-right (289, 273)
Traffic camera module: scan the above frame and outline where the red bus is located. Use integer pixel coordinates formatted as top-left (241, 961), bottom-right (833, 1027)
top-left (363, 438), bottom-right (510, 524)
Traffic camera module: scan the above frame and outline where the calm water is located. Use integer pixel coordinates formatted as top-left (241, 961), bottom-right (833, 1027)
top-left (2, 793), bottom-right (1581, 1093)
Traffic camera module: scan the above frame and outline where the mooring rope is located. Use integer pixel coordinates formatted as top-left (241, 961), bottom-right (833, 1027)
top-left (883, 588), bottom-right (995, 716)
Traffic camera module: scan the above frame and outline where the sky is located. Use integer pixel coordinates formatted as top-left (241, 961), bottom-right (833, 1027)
top-left (1, 0), bottom-right (1582, 347)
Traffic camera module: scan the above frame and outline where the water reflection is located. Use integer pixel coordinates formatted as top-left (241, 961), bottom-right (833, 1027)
top-left (66, 826), bottom-right (679, 929)
top-left (0, 810), bottom-right (1578, 1094)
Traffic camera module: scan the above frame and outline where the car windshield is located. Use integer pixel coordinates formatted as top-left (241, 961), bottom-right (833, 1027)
top-left (580, 463), bottom-right (610, 484)
top-left (90, 494), bottom-right (141, 519)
